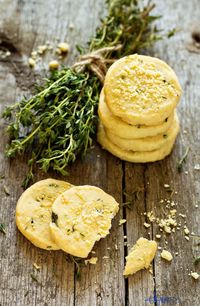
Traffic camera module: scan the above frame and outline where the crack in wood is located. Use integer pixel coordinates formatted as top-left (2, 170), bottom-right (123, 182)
top-left (144, 164), bottom-right (157, 306)
top-left (0, 34), bottom-right (19, 54)
top-left (122, 161), bottom-right (129, 306)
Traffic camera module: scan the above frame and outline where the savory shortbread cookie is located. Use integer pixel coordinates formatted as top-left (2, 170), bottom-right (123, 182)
top-left (123, 238), bottom-right (157, 276)
top-left (50, 185), bottom-right (119, 258)
top-left (97, 121), bottom-right (180, 163)
top-left (16, 178), bottom-right (72, 250)
top-left (106, 112), bottom-right (179, 152)
top-left (98, 89), bottom-right (175, 139)
top-left (104, 54), bottom-right (182, 125)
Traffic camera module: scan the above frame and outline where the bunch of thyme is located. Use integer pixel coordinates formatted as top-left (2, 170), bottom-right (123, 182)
top-left (2, 0), bottom-right (161, 187)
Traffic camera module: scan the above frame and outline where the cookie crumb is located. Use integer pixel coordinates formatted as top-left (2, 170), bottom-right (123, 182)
top-left (49, 60), bottom-right (59, 70)
top-left (33, 263), bottom-right (40, 270)
top-left (85, 257), bottom-right (98, 265)
top-left (119, 219), bottom-right (126, 226)
top-left (161, 250), bottom-right (173, 261)
top-left (28, 58), bottom-right (36, 68)
top-left (191, 272), bottom-right (199, 280)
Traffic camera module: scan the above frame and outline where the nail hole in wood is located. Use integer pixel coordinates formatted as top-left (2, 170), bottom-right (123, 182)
top-left (192, 30), bottom-right (200, 44)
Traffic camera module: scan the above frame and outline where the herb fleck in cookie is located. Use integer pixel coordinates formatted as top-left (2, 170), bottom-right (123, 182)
top-left (50, 185), bottom-right (119, 258)
top-left (16, 178), bottom-right (72, 250)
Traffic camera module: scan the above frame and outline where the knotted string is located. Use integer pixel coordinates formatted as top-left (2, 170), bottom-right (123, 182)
top-left (72, 45), bottom-right (122, 83)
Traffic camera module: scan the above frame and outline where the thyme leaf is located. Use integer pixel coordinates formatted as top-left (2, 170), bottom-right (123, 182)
top-left (51, 212), bottom-right (58, 226)
top-left (66, 255), bottom-right (86, 280)
top-left (123, 187), bottom-right (144, 209)
top-left (177, 146), bottom-right (190, 172)
top-left (167, 28), bottom-right (177, 38)
top-left (24, 291), bottom-right (29, 297)
top-left (122, 201), bottom-right (133, 209)
top-left (194, 256), bottom-right (200, 265)
top-left (0, 223), bottom-right (6, 234)
top-left (0, 174), bottom-right (5, 181)
top-left (30, 273), bottom-right (40, 284)
top-left (3, 185), bottom-right (10, 196)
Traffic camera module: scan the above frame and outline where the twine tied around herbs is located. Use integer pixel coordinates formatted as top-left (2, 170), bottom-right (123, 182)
top-left (72, 45), bottom-right (122, 83)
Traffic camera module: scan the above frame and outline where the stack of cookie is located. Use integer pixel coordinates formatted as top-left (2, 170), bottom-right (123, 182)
top-left (97, 54), bottom-right (182, 162)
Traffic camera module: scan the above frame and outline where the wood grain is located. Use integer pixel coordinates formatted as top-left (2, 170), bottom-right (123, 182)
top-left (0, 0), bottom-right (200, 305)
top-left (149, 1), bottom-right (200, 305)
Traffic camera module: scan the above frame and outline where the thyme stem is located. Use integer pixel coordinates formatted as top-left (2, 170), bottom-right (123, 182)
top-left (177, 146), bottom-right (190, 172)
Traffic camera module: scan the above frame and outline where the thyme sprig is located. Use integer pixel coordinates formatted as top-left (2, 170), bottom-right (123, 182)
top-left (0, 223), bottom-right (6, 234)
top-left (177, 146), bottom-right (190, 172)
top-left (2, 0), bottom-right (162, 187)
top-left (122, 187), bottom-right (144, 209)
top-left (66, 255), bottom-right (86, 280)
top-left (89, 0), bottom-right (161, 55)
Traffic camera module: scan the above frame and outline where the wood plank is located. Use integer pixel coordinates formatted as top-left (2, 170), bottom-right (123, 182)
top-left (0, 63), bottom-right (76, 306)
top-left (125, 0), bottom-right (200, 305)
top-left (125, 164), bottom-right (155, 305)
top-left (151, 0), bottom-right (200, 304)
top-left (70, 148), bottom-right (125, 306)
top-left (0, 1), bottom-right (124, 306)
top-left (126, 0), bottom-right (200, 305)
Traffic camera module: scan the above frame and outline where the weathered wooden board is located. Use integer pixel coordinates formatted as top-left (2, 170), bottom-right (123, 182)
top-left (147, 1), bottom-right (200, 305)
top-left (0, 0), bottom-right (200, 305)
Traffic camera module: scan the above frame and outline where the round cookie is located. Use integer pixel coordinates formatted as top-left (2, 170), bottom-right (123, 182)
top-left (98, 89), bottom-right (175, 139)
top-left (97, 121), bottom-right (180, 163)
top-left (106, 112), bottom-right (179, 152)
top-left (50, 185), bottom-right (119, 258)
top-left (16, 178), bottom-right (72, 250)
top-left (104, 54), bottom-right (182, 125)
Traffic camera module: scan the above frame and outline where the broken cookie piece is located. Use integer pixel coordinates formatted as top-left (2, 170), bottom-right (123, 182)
top-left (123, 237), bottom-right (157, 276)
top-left (50, 185), bottom-right (119, 258)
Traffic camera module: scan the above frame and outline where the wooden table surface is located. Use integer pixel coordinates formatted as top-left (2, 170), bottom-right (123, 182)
top-left (0, 0), bottom-right (200, 305)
